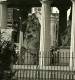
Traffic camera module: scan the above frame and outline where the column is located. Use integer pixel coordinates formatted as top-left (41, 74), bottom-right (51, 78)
top-left (70, 0), bottom-right (75, 67)
top-left (19, 17), bottom-right (23, 55)
top-left (0, 1), bottom-right (7, 29)
top-left (0, 1), bottom-right (7, 45)
top-left (39, 0), bottom-right (51, 66)
top-left (51, 16), bottom-right (56, 47)
top-left (58, 7), bottom-right (68, 46)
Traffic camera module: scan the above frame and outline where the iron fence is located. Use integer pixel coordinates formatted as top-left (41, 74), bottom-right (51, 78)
top-left (13, 48), bottom-right (75, 80)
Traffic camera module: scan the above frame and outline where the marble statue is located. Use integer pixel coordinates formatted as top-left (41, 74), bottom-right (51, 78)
top-left (61, 20), bottom-right (71, 47)
top-left (18, 13), bottom-right (40, 64)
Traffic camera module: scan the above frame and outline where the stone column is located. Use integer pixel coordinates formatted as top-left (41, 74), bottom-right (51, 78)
top-left (70, 0), bottom-right (75, 67)
top-left (58, 7), bottom-right (68, 46)
top-left (19, 17), bottom-right (23, 55)
top-left (39, 0), bottom-right (51, 66)
top-left (0, 1), bottom-right (7, 29)
top-left (51, 16), bottom-right (56, 47)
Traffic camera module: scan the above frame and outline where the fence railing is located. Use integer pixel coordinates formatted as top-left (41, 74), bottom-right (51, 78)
top-left (13, 48), bottom-right (75, 80)
top-left (15, 48), bottom-right (70, 66)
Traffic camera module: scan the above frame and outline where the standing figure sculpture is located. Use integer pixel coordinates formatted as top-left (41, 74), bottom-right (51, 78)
top-left (21, 13), bottom-right (41, 64)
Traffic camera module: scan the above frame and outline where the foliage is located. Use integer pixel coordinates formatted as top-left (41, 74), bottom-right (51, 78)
top-left (0, 41), bottom-right (17, 70)
top-left (0, 32), bottom-right (18, 80)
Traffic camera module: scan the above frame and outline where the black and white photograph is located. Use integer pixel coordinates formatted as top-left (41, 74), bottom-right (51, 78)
top-left (0, 0), bottom-right (75, 80)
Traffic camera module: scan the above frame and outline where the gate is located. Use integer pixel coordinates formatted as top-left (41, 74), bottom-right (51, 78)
top-left (13, 48), bottom-right (75, 80)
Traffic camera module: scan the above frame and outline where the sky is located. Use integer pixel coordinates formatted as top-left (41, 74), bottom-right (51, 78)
top-left (31, 7), bottom-right (71, 20)
top-left (53, 7), bottom-right (70, 20)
